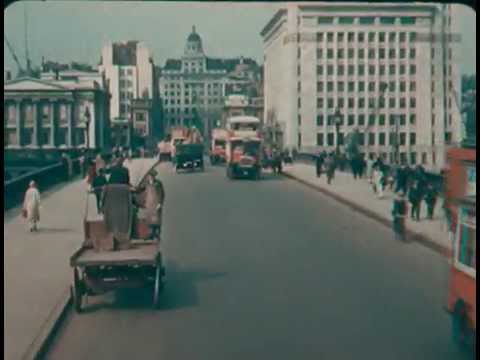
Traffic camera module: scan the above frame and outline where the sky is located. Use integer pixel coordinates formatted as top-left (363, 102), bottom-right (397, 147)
top-left (4, 1), bottom-right (476, 75)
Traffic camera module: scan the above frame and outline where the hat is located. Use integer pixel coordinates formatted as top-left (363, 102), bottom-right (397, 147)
top-left (29, 180), bottom-right (36, 187)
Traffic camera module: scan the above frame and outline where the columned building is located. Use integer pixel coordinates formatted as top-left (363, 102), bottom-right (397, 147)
top-left (261, 3), bottom-right (461, 172)
top-left (4, 77), bottom-right (110, 152)
top-left (160, 26), bottom-right (261, 141)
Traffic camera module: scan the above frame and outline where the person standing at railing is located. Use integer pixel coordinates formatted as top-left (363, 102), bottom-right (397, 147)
top-left (23, 180), bottom-right (41, 232)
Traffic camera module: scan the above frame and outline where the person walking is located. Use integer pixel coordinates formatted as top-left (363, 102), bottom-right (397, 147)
top-left (392, 191), bottom-right (408, 241)
top-left (108, 157), bottom-right (131, 186)
top-left (424, 183), bottom-right (438, 220)
top-left (408, 181), bottom-right (422, 221)
top-left (315, 152), bottom-right (324, 178)
top-left (92, 168), bottom-right (107, 214)
top-left (23, 180), bottom-right (41, 232)
top-left (61, 153), bottom-right (70, 181)
top-left (395, 163), bottom-right (408, 194)
top-left (373, 167), bottom-right (385, 198)
top-left (95, 153), bottom-right (106, 175)
top-left (366, 155), bottom-right (375, 184)
top-left (358, 155), bottom-right (366, 178)
top-left (143, 170), bottom-right (166, 239)
top-left (325, 154), bottom-right (336, 185)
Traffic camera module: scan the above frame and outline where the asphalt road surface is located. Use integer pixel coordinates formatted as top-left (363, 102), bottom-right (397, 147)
top-left (44, 163), bottom-right (472, 360)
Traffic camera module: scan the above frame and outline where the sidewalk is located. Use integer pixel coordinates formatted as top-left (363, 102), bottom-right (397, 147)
top-left (283, 163), bottom-right (450, 256)
top-left (4, 178), bottom-right (92, 360)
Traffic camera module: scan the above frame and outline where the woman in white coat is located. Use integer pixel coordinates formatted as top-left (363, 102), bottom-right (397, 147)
top-left (23, 180), bottom-right (41, 232)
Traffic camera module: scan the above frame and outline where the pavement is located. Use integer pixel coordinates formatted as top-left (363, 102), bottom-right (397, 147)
top-left (282, 162), bottom-right (451, 256)
top-left (4, 178), bottom-right (88, 360)
top-left (42, 162), bottom-right (470, 360)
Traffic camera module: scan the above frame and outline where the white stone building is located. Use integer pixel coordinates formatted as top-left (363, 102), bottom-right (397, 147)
top-left (159, 26), bottom-right (261, 139)
top-left (261, 2), bottom-right (462, 172)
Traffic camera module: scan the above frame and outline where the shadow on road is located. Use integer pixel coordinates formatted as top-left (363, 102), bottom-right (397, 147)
top-left (79, 261), bottom-right (227, 313)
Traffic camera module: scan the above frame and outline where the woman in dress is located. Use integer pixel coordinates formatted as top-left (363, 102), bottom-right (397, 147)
top-left (23, 180), bottom-right (41, 232)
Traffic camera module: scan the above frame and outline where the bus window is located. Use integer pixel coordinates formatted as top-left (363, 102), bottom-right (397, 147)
top-left (456, 207), bottom-right (476, 270)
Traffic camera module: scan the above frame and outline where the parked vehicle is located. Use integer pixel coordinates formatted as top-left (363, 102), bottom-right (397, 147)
top-left (444, 146), bottom-right (476, 351)
top-left (225, 116), bottom-right (263, 180)
top-left (210, 128), bottom-right (228, 165)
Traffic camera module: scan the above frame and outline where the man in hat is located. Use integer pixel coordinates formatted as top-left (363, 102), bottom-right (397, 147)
top-left (108, 157), bottom-right (131, 186)
top-left (392, 191), bottom-right (408, 241)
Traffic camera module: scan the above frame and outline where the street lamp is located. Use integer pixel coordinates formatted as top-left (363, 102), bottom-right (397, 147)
top-left (84, 107), bottom-right (91, 149)
top-left (333, 108), bottom-right (342, 155)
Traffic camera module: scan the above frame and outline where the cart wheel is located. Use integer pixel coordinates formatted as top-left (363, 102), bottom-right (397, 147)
top-left (72, 267), bottom-right (83, 313)
top-left (153, 265), bottom-right (163, 309)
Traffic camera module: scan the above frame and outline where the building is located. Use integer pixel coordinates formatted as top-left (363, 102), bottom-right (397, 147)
top-left (159, 26), bottom-right (261, 140)
top-left (99, 41), bottom-right (161, 148)
top-left (5, 69), bottom-right (13, 82)
top-left (4, 77), bottom-right (111, 154)
top-left (261, 3), bottom-right (462, 172)
top-left (222, 95), bottom-right (263, 125)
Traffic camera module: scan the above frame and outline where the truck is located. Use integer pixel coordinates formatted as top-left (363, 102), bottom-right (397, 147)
top-left (225, 116), bottom-right (263, 180)
top-left (210, 128), bottom-right (228, 165)
top-left (170, 127), bottom-right (189, 161)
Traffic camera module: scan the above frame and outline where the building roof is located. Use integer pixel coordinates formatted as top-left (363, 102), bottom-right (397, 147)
top-left (162, 57), bottom-right (259, 73)
top-left (164, 59), bottom-right (182, 71)
top-left (4, 77), bottom-right (104, 92)
top-left (112, 41), bottom-right (138, 66)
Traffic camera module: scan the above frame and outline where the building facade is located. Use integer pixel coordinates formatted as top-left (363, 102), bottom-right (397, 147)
top-left (99, 41), bottom-right (161, 147)
top-left (159, 26), bottom-right (261, 140)
top-left (261, 3), bottom-right (461, 172)
top-left (4, 77), bottom-right (111, 152)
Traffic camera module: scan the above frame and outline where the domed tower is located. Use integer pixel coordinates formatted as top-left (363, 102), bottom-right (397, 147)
top-left (184, 26), bottom-right (204, 58)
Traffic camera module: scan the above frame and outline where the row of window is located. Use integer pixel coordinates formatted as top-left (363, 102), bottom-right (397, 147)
top-left (316, 64), bottom-right (416, 76)
top-left (317, 16), bottom-right (417, 26)
top-left (315, 113), bottom-right (416, 127)
top-left (120, 68), bottom-right (134, 76)
top-left (316, 31), bottom-right (416, 43)
top-left (4, 128), bottom-right (85, 147)
top-left (119, 79), bottom-right (133, 88)
top-left (5, 104), bottom-right (72, 125)
top-left (315, 97), bottom-right (417, 109)
top-left (316, 80), bottom-right (416, 93)
top-left (315, 132), bottom-right (416, 147)
top-left (315, 47), bottom-right (416, 60)
top-left (164, 83), bottom-right (223, 89)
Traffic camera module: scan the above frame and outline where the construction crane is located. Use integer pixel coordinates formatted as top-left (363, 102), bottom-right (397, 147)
top-left (23, 2), bottom-right (32, 75)
top-left (4, 35), bottom-right (26, 77)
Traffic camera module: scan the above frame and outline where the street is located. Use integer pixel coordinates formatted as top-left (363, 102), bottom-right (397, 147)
top-left (44, 163), bottom-right (469, 360)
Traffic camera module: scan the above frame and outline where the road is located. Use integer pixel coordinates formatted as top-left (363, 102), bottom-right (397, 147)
top-left (44, 163), bottom-right (470, 360)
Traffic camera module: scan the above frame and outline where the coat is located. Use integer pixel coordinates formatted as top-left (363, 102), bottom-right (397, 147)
top-left (392, 198), bottom-right (407, 233)
top-left (23, 187), bottom-right (41, 222)
top-left (108, 165), bottom-right (130, 185)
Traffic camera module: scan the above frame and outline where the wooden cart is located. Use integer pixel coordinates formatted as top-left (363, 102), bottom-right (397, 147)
top-left (70, 158), bottom-right (166, 313)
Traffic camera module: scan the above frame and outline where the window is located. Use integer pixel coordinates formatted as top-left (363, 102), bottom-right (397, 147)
top-left (456, 208), bottom-right (476, 270)
top-left (379, 65), bottom-right (386, 76)
top-left (369, 65), bottom-right (375, 75)
top-left (348, 32), bottom-right (355, 42)
top-left (389, 49), bottom-right (396, 59)
top-left (368, 114), bottom-right (375, 125)
top-left (359, 98), bottom-right (365, 108)
top-left (389, 98), bottom-right (396, 108)
top-left (317, 66), bottom-right (324, 75)
top-left (317, 133), bottom-right (324, 146)
top-left (348, 82), bottom-right (355, 92)
top-left (399, 32), bottom-right (406, 42)
top-left (338, 98), bottom-right (345, 108)
top-left (338, 49), bottom-right (345, 59)
top-left (338, 33), bottom-right (345, 42)
top-left (327, 98), bottom-right (334, 108)
top-left (389, 133), bottom-right (396, 146)
top-left (410, 82), bottom-right (416, 91)
top-left (400, 65), bottom-right (406, 75)
top-left (379, 48), bottom-right (385, 59)
top-left (317, 115), bottom-right (324, 126)
top-left (410, 65), bottom-right (416, 75)
top-left (409, 132), bottom-right (416, 145)
top-left (410, 114), bottom-right (416, 125)
top-left (380, 17), bottom-right (396, 25)
top-left (389, 32), bottom-right (396, 42)
top-left (422, 152), bottom-right (427, 165)
top-left (358, 114), bottom-right (365, 125)
top-left (317, 82), bottom-right (324, 92)
top-left (359, 17), bottom-right (375, 25)
top-left (327, 82), bottom-right (334, 92)
top-left (410, 98), bottom-right (416, 108)
top-left (358, 82), bottom-right (365, 92)
top-left (319, 17), bottom-right (334, 25)
top-left (317, 49), bottom-right (323, 58)
top-left (400, 48), bottom-right (406, 59)
top-left (327, 65), bottom-right (334, 75)
top-left (327, 133), bottom-right (334, 146)
top-left (317, 33), bottom-right (324, 42)
top-left (348, 98), bottom-right (354, 107)
top-left (431, 47), bottom-right (435, 59)
top-left (358, 33), bottom-right (365, 42)
top-left (348, 115), bottom-right (355, 125)
top-left (358, 65), bottom-right (365, 76)
top-left (368, 33), bottom-right (375, 42)
top-left (379, 114), bottom-right (386, 125)
top-left (389, 81), bottom-right (395, 91)
top-left (327, 32), bottom-right (334, 42)
top-left (348, 49), bottom-right (354, 59)
top-left (379, 132), bottom-right (386, 145)
top-left (368, 132), bottom-right (375, 145)
top-left (400, 98), bottom-right (406, 108)
top-left (327, 49), bottom-right (334, 59)
top-left (298, 98), bottom-right (301, 108)
top-left (378, 32), bottom-right (386, 42)
top-left (410, 48), bottom-right (416, 59)
top-left (400, 17), bottom-right (416, 25)
top-left (339, 17), bottom-right (354, 25)
top-left (338, 65), bottom-right (345, 75)
top-left (410, 152), bottom-right (417, 165)
top-left (368, 49), bottom-right (375, 59)
top-left (358, 49), bottom-right (365, 58)
top-left (358, 133), bottom-right (365, 145)
top-left (317, 98), bottom-right (324, 107)
top-left (368, 82), bottom-right (375, 92)
top-left (409, 32), bottom-right (417, 42)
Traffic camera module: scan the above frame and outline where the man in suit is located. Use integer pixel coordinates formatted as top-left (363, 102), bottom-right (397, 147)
top-left (108, 158), bottom-right (131, 186)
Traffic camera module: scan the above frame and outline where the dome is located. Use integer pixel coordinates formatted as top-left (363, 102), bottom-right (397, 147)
top-left (184, 25), bottom-right (204, 57)
top-left (187, 26), bottom-right (202, 43)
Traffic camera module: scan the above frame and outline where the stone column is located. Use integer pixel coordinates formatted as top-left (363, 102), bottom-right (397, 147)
top-left (15, 100), bottom-right (22, 147)
top-left (50, 100), bottom-right (56, 147)
top-left (32, 99), bottom-right (39, 147)
top-left (67, 102), bottom-right (74, 148)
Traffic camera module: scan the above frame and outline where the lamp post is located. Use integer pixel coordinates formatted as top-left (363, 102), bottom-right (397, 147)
top-left (333, 108), bottom-right (342, 156)
top-left (84, 107), bottom-right (91, 149)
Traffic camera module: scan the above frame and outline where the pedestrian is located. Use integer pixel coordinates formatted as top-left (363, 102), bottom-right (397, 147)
top-left (366, 155), bottom-right (375, 184)
top-left (408, 181), bottom-right (422, 221)
top-left (373, 167), bottom-right (384, 198)
top-left (23, 180), bottom-right (41, 232)
top-left (316, 152), bottom-right (324, 178)
top-left (92, 168), bottom-right (107, 214)
top-left (292, 148), bottom-right (298, 161)
top-left (61, 153), bottom-right (69, 181)
top-left (108, 157), bottom-right (131, 185)
top-left (142, 170), bottom-right (166, 239)
top-left (392, 191), bottom-right (408, 241)
top-left (424, 183), bottom-right (438, 220)
top-left (325, 154), bottom-right (336, 185)
top-left (95, 153), bottom-right (106, 175)
top-left (358, 155), bottom-right (366, 178)
top-left (395, 163), bottom-right (408, 194)
top-left (86, 159), bottom-right (97, 187)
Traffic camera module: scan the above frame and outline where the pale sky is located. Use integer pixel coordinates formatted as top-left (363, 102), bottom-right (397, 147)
top-left (4, 1), bottom-right (476, 75)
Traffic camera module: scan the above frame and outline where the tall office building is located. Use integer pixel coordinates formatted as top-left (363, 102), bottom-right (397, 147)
top-left (261, 2), bottom-right (461, 172)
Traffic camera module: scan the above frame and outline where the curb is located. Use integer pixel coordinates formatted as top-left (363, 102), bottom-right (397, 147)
top-left (22, 287), bottom-right (72, 360)
top-left (283, 171), bottom-right (450, 258)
